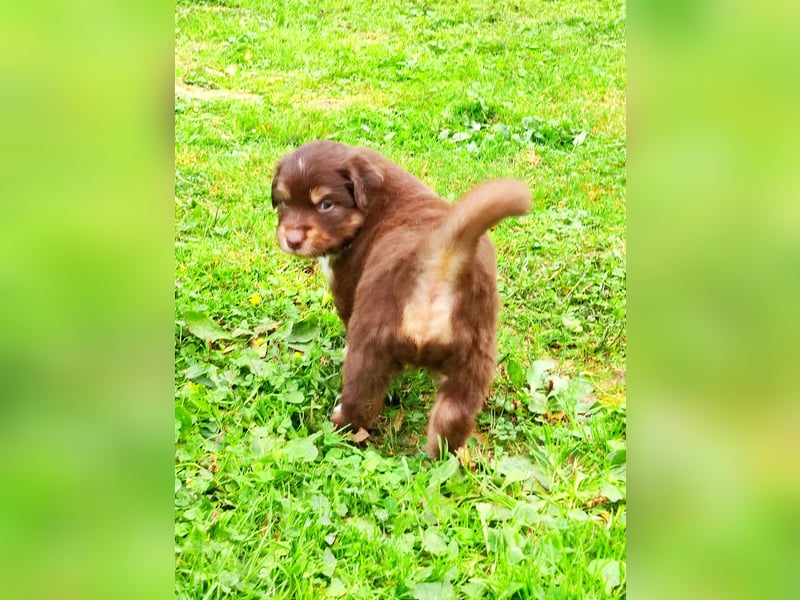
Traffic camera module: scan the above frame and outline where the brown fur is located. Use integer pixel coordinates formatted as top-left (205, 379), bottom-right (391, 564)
top-left (271, 140), bottom-right (530, 458)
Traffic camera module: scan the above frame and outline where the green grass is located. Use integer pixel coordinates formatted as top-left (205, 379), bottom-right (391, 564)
top-left (175, 0), bottom-right (626, 597)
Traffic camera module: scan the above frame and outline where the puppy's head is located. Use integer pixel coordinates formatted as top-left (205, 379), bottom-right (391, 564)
top-left (271, 141), bottom-right (383, 257)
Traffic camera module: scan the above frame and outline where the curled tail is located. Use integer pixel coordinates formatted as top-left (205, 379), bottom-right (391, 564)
top-left (428, 179), bottom-right (530, 278)
top-left (442, 179), bottom-right (531, 249)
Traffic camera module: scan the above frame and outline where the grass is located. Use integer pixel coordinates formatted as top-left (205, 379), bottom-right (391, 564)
top-left (175, 0), bottom-right (626, 597)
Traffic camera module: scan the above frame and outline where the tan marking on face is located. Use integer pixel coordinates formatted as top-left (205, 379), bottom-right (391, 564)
top-left (276, 221), bottom-right (329, 257)
top-left (275, 222), bottom-right (292, 254)
top-left (343, 212), bottom-right (365, 235)
top-left (274, 180), bottom-right (290, 200)
top-left (309, 186), bottom-right (333, 205)
top-left (305, 227), bottom-right (331, 252)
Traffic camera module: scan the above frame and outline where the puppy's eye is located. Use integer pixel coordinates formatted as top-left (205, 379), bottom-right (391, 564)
top-left (317, 200), bottom-right (334, 212)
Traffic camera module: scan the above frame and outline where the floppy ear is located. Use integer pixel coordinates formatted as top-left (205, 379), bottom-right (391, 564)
top-left (270, 161), bottom-right (284, 208)
top-left (341, 153), bottom-right (383, 210)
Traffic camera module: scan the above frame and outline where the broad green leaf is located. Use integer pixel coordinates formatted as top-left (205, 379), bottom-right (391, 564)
top-left (607, 440), bottom-right (627, 482)
top-left (184, 311), bottom-right (231, 342)
top-left (184, 363), bottom-right (207, 380)
top-left (287, 319), bottom-right (320, 343)
top-left (496, 455), bottom-right (534, 483)
top-left (347, 517), bottom-right (378, 540)
top-left (588, 559), bottom-right (623, 594)
top-left (526, 391), bottom-right (549, 414)
top-left (506, 359), bottom-right (525, 388)
top-left (572, 129), bottom-right (588, 146)
top-left (393, 533), bottom-right (415, 554)
top-left (421, 530), bottom-right (449, 556)
top-left (607, 439), bottom-right (627, 465)
top-left (410, 581), bottom-right (455, 600)
top-left (607, 438), bottom-right (626, 452)
top-left (251, 427), bottom-right (276, 457)
top-left (611, 462), bottom-right (627, 482)
top-left (602, 482), bottom-right (625, 503)
top-left (502, 525), bottom-right (526, 564)
top-left (326, 578), bottom-right (347, 597)
top-left (526, 359), bottom-right (557, 390)
top-left (184, 361), bottom-right (217, 388)
top-left (461, 580), bottom-right (488, 599)
top-left (282, 434), bottom-right (319, 463)
top-left (545, 373), bottom-right (570, 398)
top-left (288, 341), bottom-right (314, 353)
top-left (427, 455), bottom-right (459, 489)
top-left (559, 376), bottom-right (594, 412)
top-left (284, 389), bottom-right (305, 404)
top-left (513, 500), bottom-right (546, 527)
top-left (231, 349), bottom-right (270, 377)
top-left (230, 327), bottom-right (253, 338)
top-left (497, 455), bottom-right (552, 490)
top-left (174, 405), bottom-right (192, 429)
top-left (362, 449), bottom-right (386, 473)
top-left (561, 314), bottom-right (583, 333)
top-left (321, 548), bottom-right (337, 578)
top-left (486, 527), bottom-right (502, 553)
top-left (474, 502), bottom-right (512, 522)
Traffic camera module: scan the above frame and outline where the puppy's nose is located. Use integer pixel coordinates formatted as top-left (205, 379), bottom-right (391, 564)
top-left (285, 229), bottom-right (306, 250)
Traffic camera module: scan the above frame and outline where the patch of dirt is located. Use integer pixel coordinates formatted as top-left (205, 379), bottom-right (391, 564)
top-left (304, 88), bottom-right (391, 112)
top-left (593, 366), bottom-right (626, 407)
top-left (175, 80), bottom-right (262, 102)
top-left (306, 96), bottom-right (353, 111)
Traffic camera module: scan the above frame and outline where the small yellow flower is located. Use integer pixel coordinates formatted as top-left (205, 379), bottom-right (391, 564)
top-left (250, 293), bottom-right (262, 306)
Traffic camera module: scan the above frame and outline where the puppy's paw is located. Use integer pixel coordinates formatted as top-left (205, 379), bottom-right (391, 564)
top-left (331, 403), bottom-right (357, 430)
top-left (331, 401), bottom-right (374, 433)
top-left (425, 436), bottom-right (450, 460)
top-left (331, 403), bottom-right (345, 426)
top-left (331, 404), bottom-right (371, 444)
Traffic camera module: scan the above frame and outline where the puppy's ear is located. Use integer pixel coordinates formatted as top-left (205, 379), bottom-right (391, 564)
top-left (270, 161), bottom-right (284, 208)
top-left (340, 153), bottom-right (383, 210)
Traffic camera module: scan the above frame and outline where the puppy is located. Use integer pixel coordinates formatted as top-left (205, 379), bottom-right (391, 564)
top-left (271, 140), bottom-right (530, 458)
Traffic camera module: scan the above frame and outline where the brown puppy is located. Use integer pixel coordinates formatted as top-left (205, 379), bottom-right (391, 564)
top-left (271, 140), bottom-right (530, 458)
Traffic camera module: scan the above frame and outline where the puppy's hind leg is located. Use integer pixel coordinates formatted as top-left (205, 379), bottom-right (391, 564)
top-left (425, 361), bottom-right (493, 459)
top-left (331, 343), bottom-right (398, 434)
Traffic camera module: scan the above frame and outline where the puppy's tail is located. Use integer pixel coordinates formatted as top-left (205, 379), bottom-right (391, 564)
top-left (444, 179), bottom-right (531, 247)
top-left (429, 179), bottom-right (530, 277)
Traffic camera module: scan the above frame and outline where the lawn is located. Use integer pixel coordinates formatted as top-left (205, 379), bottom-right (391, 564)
top-left (174, 0), bottom-right (626, 597)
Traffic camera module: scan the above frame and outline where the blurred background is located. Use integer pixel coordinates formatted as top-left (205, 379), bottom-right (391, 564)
top-left (0, 0), bottom-right (798, 597)
top-left (630, 0), bottom-right (800, 597)
top-left (0, 1), bottom-right (174, 598)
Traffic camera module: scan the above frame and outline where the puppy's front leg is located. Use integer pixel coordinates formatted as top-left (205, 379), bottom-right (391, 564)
top-left (331, 342), bottom-right (397, 433)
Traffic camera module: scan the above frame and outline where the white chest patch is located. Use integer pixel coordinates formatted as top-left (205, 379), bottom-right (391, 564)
top-left (317, 255), bottom-right (335, 287)
top-left (399, 276), bottom-right (455, 347)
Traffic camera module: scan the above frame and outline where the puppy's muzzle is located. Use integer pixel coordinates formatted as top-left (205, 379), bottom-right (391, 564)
top-left (284, 228), bottom-right (306, 251)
